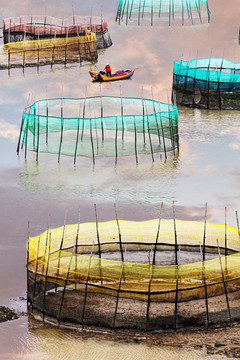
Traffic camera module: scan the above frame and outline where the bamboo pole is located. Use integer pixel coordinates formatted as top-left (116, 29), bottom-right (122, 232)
top-left (206, 0), bottom-right (210, 23)
top-left (203, 203), bottom-right (207, 261)
top-left (115, 116), bottom-right (118, 165)
top-left (201, 236), bottom-right (210, 328)
top-left (114, 204), bottom-right (124, 262)
top-left (159, 0), bottom-right (162, 18)
top-left (94, 204), bottom-right (101, 258)
top-left (90, 118), bottom-right (95, 165)
top-left (195, 0), bottom-right (202, 23)
top-left (112, 260), bottom-right (124, 329)
top-left (151, 88), bottom-right (161, 147)
top-left (142, 0), bottom-right (146, 19)
top-left (225, 206), bottom-right (228, 257)
top-left (46, 99), bottom-right (48, 145)
top-left (145, 101), bottom-right (154, 162)
top-left (236, 211), bottom-right (240, 243)
top-left (188, 0), bottom-right (194, 25)
top-left (146, 248), bottom-right (153, 329)
top-left (8, 49), bottom-right (10, 76)
top-left (17, 115), bottom-right (25, 155)
top-left (182, 0), bottom-right (184, 25)
top-left (168, 0), bottom-right (171, 26)
top-left (217, 239), bottom-right (232, 326)
top-left (51, 45), bottom-right (55, 70)
top-left (133, 115), bottom-right (138, 164)
top-left (57, 253), bottom-right (73, 324)
top-left (31, 235), bottom-right (41, 311)
top-left (81, 90), bottom-right (87, 141)
top-left (81, 242), bottom-right (94, 329)
top-left (74, 105), bottom-right (81, 165)
top-left (36, 106), bottom-right (40, 162)
top-left (58, 99), bottom-right (64, 163)
top-left (129, 0), bottom-right (134, 20)
top-left (173, 201), bottom-right (178, 266)
top-left (120, 87), bottom-right (125, 141)
top-left (158, 102), bottom-right (167, 160)
top-left (151, 0), bottom-right (154, 26)
top-left (42, 232), bottom-right (51, 322)
top-left (142, 87), bottom-right (146, 145)
top-left (138, 0), bottom-right (141, 25)
top-left (24, 114), bottom-right (29, 160)
top-left (100, 91), bottom-right (104, 141)
top-left (152, 202), bottom-right (163, 265)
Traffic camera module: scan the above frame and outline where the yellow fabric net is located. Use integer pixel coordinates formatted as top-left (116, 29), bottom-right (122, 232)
top-left (27, 219), bottom-right (240, 302)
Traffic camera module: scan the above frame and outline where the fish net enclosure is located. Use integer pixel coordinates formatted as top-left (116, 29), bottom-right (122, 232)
top-left (172, 58), bottom-right (240, 110)
top-left (27, 216), bottom-right (240, 332)
top-left (116, 0), bottom-right (210, 25)
top-left (0, 31), bottom-right (97, 74)
top-left (17, 96), bottom-right (179, 164)
top-left (3, 15), bottom-right (112, 50)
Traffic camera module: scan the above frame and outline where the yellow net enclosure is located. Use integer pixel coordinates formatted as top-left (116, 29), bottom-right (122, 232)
top-left (27, 218), bottom-right (240, 331)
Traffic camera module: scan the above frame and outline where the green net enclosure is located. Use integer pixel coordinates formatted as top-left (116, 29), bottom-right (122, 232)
top-left (0, 30), bottom-right (98, 74)
top-left (3, 15), bottom-right (112, 50)
top-left (116, 0), bottom-right (210, 25)
top-left (17, 96), bottom-right (179, 164)
top-left (27, 215), bottom-right (240, 332)
top-left (172, 58), bottom-right (240, 109)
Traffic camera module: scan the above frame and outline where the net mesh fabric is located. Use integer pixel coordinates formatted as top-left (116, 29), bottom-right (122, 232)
top-left (19, 97), bottom-right (179, 158)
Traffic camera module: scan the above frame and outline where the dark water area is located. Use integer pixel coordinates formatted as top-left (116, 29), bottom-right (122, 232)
top-left (0, 0), bottom-right (240, 359)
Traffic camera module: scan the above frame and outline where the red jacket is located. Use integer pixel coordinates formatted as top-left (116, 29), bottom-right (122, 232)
top-left (105, 65), bottom-right (111, 72)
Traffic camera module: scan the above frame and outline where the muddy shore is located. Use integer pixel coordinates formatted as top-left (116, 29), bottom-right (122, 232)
top-left (0, 306), bottom-right (19, 323)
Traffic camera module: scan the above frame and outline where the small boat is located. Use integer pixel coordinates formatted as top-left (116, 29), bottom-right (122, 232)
top-left (89, 69), bottom-right (134, 82)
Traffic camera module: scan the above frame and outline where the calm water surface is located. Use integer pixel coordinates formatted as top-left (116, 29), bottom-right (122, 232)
top-left (0, 0), bottom-right (239, 359)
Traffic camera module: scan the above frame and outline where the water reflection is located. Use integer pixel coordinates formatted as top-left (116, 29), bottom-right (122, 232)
top-left (0, 315), bottom-right (225, 360)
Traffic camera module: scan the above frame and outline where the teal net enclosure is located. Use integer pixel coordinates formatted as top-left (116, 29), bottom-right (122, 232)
top-left (172, 58), bottom-right (240, 110)
top-left (116, 0), bottom-right (210, 25)
top-left (17, 96), bottom-right (179, 164)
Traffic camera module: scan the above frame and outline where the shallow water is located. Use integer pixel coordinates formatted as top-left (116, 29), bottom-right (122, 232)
top-left (0, 0), bottom-right (240, 359)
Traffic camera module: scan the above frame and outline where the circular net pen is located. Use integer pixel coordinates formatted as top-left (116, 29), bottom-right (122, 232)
top-left (17, 96), bottom-right (179, 164)
top-left (3, 15), bottom-right (112, 50)
top-left (116, 0), bottom-right (210, 26)
top-left (172, 58), bottom-right (240, 110)
top-left (27, 217), bottom-right (240, 332)
top-left (0, 30), bottom-right (97, 75)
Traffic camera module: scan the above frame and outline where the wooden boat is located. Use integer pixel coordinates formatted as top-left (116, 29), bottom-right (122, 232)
top-left (89, 69), bottom-right (134, 82)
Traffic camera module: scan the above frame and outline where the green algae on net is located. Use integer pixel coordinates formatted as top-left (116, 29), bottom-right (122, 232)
top-left (27, 214), bottom-right (240, 331)
top-left (172, 58), bottom-right (240, 110)
top-left (116, 0), bottom-right (210, 25)
top-left (17, 96), bottom-right (179, 164)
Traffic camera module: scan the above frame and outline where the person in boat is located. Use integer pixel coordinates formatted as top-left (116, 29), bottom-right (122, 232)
top-left (105, 64), bottom-right (112, 77)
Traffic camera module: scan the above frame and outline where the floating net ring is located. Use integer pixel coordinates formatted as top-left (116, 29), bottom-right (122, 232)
top-left (27, 218), bottom-right (240, 331)
top-left (17, 96), bottom-right (179, 164)
top-left (116, 0), bottom-right (210, 26)
top-left (173, 58), bottom-right (240, 109)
